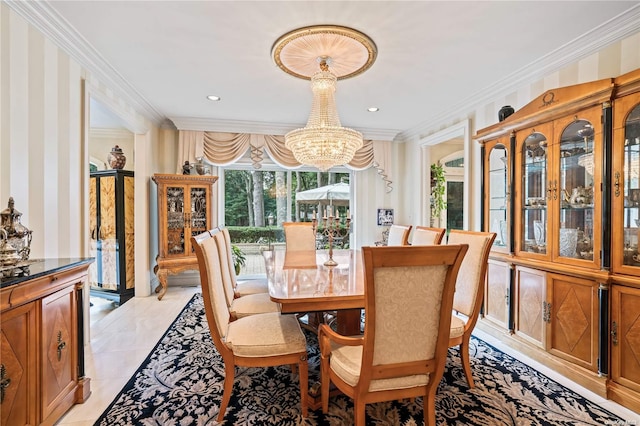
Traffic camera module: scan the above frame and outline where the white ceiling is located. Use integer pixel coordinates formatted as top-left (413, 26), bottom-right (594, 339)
top-left (15, 1), bottom-right (640, 140)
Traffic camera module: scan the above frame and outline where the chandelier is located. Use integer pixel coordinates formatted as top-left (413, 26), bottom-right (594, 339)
top-left (272, 25), bottom-right (377, 171)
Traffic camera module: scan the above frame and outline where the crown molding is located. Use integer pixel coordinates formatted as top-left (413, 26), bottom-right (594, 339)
top-left (89, 128), bottom-right (134, 140)
top-left (169, 116), bottom-right (400, 141)
top-left (399, 4), bottom-right (640, 142)
top-left (5, 0), bottom-right (166, 126)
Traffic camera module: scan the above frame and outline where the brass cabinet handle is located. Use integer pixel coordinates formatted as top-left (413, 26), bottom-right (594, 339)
top-left (57, 330), bottom-right (67, 361)
top-left (614, 171), bottom-right (621, 198)
top-left (0, 364), bottom-right (10, 403)
top-left (611, 321), bottom-right (618, 346)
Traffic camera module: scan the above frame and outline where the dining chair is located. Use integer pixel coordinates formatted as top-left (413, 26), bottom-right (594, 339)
top-left (218, 226), bottom-right (269, 296)
top-left (386, 224), bottom-right (412, 246)
top-left (446, 230), bottom-right (496, 389)
top-left (318, 244), bottom-right (468, 426)
top-left (282, 221), bottom-right (326, 330)
top-left (283, 222), bottom-right (317, 251)
top-left (211, 229), bottom-right (280, 319)
top-left (192, 231), bottom-right (309, 422)
top-left (410, 226), bottom-right (446, 245)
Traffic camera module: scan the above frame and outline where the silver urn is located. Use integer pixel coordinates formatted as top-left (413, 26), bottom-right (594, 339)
top-left (0, 197), bottom-right (32, 261)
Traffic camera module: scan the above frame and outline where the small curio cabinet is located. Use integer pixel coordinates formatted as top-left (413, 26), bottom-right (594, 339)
top-left (153, 174), bottom-right (218, 300)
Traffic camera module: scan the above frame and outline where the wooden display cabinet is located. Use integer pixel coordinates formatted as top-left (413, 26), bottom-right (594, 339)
top-left (608, 69), bottom-right (640, 411)
top-left (89, 170), bottom-right (135, 305)
top-left (153, 174), bottom-right (218, 300)
top-left (0, 259), bottom-right (92, 425)
top-left (476, 78), bottom-right (615, 400)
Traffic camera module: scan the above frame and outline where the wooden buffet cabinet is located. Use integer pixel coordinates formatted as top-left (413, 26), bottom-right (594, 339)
top-left (153, 174), bottom-right (218, 300)
top-left (476, 69), bottom-right (640, 413)
top-left (0, 258), bottom-right (92, 425)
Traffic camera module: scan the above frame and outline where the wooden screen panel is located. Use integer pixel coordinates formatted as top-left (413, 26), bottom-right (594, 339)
top-left (99, 176), bottom-right (116, 239)
top-left (125, 176), bottom-right (135, 289)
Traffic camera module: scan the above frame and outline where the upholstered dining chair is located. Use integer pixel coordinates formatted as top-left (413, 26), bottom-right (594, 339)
top-left (446, 230), bottom-right (496, 389)
top-left (386, 224), bottom-right (412, 246)
top-left (318, 244), bottom-right (469, 426)
top-left (211, 230), bottom-right (280, 319)
top-left (410, 226), bottom-right (446, 245)
top-left (192, 231), bottom-right (309, 422)
top-left (218, 226), bottom-right (269, 296)
top-left (283, 221), bottom-right (317, 251)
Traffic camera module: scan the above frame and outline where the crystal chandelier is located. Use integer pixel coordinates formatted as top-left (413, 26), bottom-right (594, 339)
top-left (272, 25), bottom-right (377, 171)
top-left (285, 59), bottom-right (363, 171)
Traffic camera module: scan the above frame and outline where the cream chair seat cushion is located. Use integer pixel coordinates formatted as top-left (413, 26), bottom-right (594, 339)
top-left (230, 292), bottom-right (280, 318)
top-left (236, 278), bottom-right (269, 296)
top-left (329, 344), bottom-right (430, 392)
top-left (449, 314), bottom-right (466, 339)
top-left (226, 312), bottom-right (306, 357)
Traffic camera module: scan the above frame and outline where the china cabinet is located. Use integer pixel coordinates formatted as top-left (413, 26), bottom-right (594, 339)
top-left (153, 174), bottom-right (218, 300)
top-left (89, 170), bottom-right (135, 304)
top-left (609, 68), bottom-right (640, 412)
top-left (0, 259), bottom-right (92, 425)
top-left (477, 77), bottom-right (616, 400)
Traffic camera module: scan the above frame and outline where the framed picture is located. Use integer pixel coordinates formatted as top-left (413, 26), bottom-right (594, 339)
top-left (377, 209), bottom-right (394, 226)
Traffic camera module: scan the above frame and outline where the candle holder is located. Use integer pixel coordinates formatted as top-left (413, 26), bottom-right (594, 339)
top-left (312, 209), bottom-right (351, 267)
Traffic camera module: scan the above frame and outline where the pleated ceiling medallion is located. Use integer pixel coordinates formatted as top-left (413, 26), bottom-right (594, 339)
top-left (272, 25), bottom-right (377, 171)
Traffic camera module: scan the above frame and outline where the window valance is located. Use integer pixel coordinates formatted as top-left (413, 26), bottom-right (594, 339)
top-left (177, 130), bottom-right (394, 191)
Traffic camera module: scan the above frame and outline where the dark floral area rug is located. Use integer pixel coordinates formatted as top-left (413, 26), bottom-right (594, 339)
top-left (95, 294), bottom-right (625, 425)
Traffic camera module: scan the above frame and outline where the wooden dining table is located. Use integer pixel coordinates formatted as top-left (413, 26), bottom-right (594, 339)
top-left (263, 248), bottom-right (365, 336)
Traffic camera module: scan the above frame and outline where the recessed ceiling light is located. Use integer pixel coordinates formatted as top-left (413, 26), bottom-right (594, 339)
top-left (207, 95), bottom-right (221, 101)
top-left (367, 107), bottom-right (379, 112)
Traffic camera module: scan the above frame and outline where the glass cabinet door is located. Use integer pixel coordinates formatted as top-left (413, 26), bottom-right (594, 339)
top-left (619, 102), bottom-right (640, 269)
top-left (555, 118), bottom-right (597, 262)
top-left (487, 141), bottom-right (509, 250)
top-left (519, 127), bottom-right (550, 256)
top-left (189, 186), bottom-right (209, 238)
top-left (166, 186), bottom-right (186, 256)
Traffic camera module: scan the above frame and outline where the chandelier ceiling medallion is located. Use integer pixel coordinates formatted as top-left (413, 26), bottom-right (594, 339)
top-left (272, 25), bottom-right (377, 171)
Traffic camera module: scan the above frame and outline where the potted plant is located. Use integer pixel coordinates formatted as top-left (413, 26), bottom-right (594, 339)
top-left (231, 244), bottom-right (246, 275)
top-left (430, 163), bottom-right (446, 226)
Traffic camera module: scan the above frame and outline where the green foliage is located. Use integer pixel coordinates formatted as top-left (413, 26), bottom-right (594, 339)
top-left (430, 163), bottom-right (447, 217)
top-left (231, 244), bottom-right (246, 275)
top-left (227, 226), bottom-right (282, 243)
top-left (224, 169), bottom-right (351, 226)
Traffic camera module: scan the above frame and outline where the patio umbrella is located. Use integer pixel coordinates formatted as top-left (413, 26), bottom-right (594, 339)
top-left (295, 182), bottom-right (350, 206)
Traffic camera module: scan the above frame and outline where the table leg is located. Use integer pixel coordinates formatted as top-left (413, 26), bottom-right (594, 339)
top-left (337, 309), bottom-right (362, 335)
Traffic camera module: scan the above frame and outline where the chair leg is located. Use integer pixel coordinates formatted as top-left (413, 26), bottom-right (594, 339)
top-left (423, 390), bottom-right (436, 426)
top-left (218, 363), bottom-right (236, 422)
top-left (354, 399), bottom-right (366, 426)
top-left (320, 354), bottom-right (330, 413)
top-left (460, 334), bottom-right (475, 389)
top-left (298, 355), bottom-right (309, 417)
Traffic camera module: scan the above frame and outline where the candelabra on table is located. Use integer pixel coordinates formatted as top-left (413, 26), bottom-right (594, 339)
top-left (312, 207), bottom-right (351, 267)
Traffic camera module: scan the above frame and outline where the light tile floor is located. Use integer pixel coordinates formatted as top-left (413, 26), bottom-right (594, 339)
top-left (59, 284), bottom-right (640, 425)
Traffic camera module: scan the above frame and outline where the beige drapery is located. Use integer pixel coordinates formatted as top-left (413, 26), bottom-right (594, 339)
top-left (177, 130), bottom-right (393, 191)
